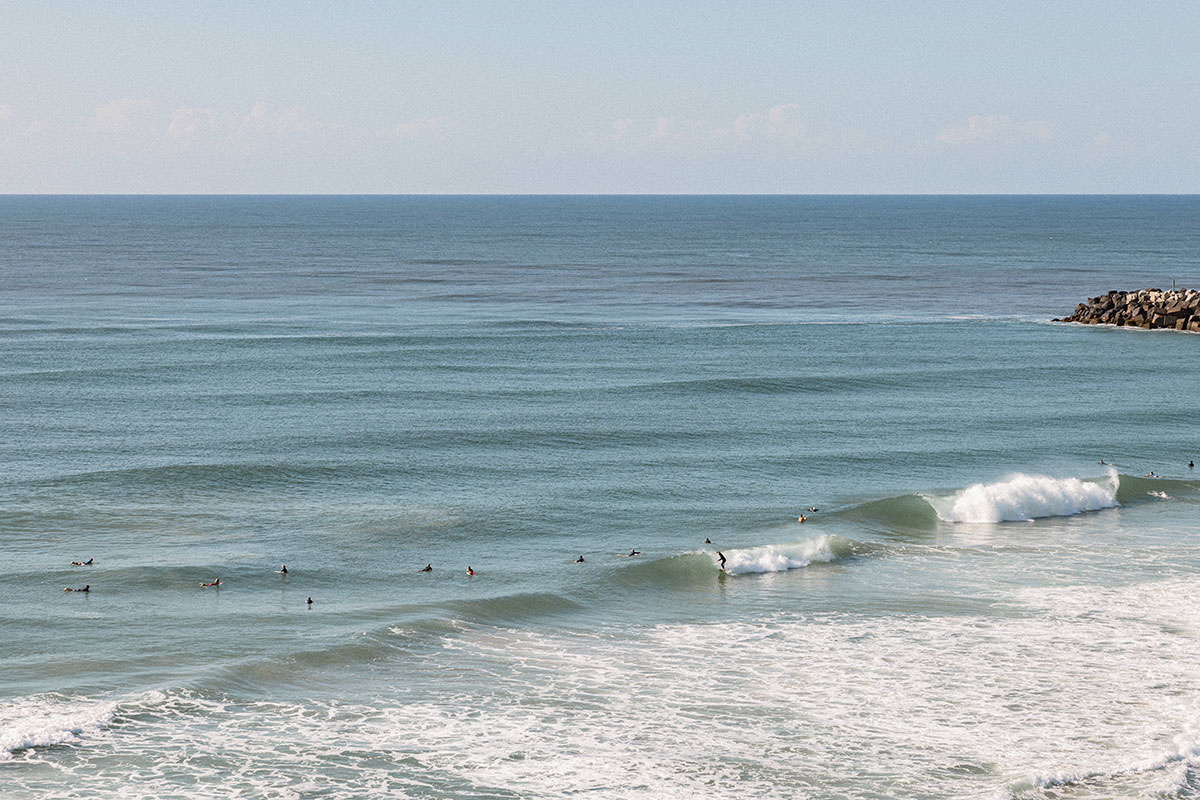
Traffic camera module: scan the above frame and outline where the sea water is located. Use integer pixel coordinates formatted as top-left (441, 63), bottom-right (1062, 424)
top-left (2, 195), bottom-right (1199, 799)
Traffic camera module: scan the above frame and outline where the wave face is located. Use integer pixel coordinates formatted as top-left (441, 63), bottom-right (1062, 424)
top-left (837, 493), bottom-right (941, 532)
top-left (932, 472), bottom-right (1119, 523)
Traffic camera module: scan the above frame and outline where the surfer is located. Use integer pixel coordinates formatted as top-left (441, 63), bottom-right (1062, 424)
top-left (574, 555), bottom-right (585, 563)
top-left (704, 538), bottom-right (711, 544)
top-left (1191, 460), bottom-right (1195, 469)
top-left (64, 585), bottom-right (90, 592)
top-left (420, 563), bottom-right (432, 572)
top-left (1099, 459), bottom-right (1106, 465)
top-left (202, 578), bottom-right (220, 587)
top-left (278, 564), bottom-right (287, 575)
top-left (807, 506), bottom-right (818, 512)
top-left (797, 515), bottom-right (807, 524)
top-left (71, 558), bottom-right (93, 566)
top-left (306, 596), bottom-right (313, 605)
top-left (466, 566), bottom-right (476, 576)
top-left (627, 549), bottom-right (640, 557)
top-left (717, 551), bottom-right (726, 571)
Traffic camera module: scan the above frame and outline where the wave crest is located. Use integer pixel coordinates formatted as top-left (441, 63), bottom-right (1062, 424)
top-left (722, 535), bottom-right (847, 575)
top-left (933, 472), bottom-right (1118, 523)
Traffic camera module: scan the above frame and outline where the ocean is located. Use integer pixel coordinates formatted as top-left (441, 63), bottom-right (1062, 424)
top-left (2, 195), bottom-right (1199, 799)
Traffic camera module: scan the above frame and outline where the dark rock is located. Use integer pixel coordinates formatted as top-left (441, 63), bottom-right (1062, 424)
top-left (1060, 288), bottom-right (1200, 333)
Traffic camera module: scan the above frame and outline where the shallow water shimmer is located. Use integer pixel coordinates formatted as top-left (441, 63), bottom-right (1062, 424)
top-left (3, 196), bottom-right (1200, 799)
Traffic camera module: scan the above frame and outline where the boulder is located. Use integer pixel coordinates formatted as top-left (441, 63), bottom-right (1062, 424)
top-left (1061, 288), bottom-right (1200, 333)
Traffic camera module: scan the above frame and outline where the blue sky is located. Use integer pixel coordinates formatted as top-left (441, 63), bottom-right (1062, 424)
top-left (1, 1), bottom-right (1196, 193)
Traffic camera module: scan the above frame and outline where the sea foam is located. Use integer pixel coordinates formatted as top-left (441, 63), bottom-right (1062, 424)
top-left (0, 694), bottom-right (116, 762)
top-left (934, 472), bottom-right (1118, 523)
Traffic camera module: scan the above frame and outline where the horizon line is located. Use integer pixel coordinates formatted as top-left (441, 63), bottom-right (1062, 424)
top-left (2, 192), bottom-right (1199, 198)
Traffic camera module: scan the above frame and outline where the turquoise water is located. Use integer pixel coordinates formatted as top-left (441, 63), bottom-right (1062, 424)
top-left (2, 196), bottom-right (1200, 799)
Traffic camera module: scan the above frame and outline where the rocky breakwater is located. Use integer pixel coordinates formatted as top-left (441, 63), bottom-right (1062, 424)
top-left (1057, 288), bottom-right (1200, 332)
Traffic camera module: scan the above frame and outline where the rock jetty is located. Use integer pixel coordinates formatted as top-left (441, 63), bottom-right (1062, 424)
top-left (1057, 288), bottom-right (1200, 332)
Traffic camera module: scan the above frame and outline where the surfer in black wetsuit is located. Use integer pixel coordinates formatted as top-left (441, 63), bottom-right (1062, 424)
top-left (278, 564), bottom-right (287, 574)
top-left (704, 538), bottom-right (711, 544)
top-left (575, 556), bottom-right (585, 563)
top-left (306, 596), bottom-right (313, 605)
top-left (71, 558), bottom-right (93, 566)
top-left (65, 585), bottom-right (89, 592)
top-left (466, 566), bottom-right (476, 576)
top-left (1191, 460), bottom-right (1195, 469)
top-left (420, 563), bottom-right (432, 572)
top-left (628, 549), bottom-right (640, 557)
top-left (717, 552), bottom-right (726, 571)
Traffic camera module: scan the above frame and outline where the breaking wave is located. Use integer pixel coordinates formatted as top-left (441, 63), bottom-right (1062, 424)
top-left (613, 535), bottom-right (856, 586)
top-left (930, 471), bottom-right (1119, 523)
top-left (719, 535), bottom-right (851, 575)
top-left (0, 694), bottom-right (116, 762)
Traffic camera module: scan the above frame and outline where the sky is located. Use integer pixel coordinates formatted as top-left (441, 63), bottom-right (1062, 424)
top-left (1, 1), bottom-right (1197, 194)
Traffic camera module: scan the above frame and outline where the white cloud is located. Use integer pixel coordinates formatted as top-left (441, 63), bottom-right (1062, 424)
top-left (164, 102), bottom-right (327, 143)
top-left (167, 106), bottom-right (239, 138)
top-left (608, 117), bottom-right (637, 141)
top-left (393, 115), bottom-right (452, 140)
top-left (598, 104), bottom-right (816, 149)
top-left (715, 103), bottom-right (806, 141)
top-left (934, 114), bottom-right (1053, 148)
top-left (86, 98), bottom-right (158, 135)
top-left (239, 102), bottom-right (317, 136)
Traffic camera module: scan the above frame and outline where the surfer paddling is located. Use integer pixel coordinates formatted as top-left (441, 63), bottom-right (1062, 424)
top-left (420, 563), bottom-right (432, 572)
top-left (627, 549), bottom-right (640, 557)
top-left (202, 578), bottom-right (220, 587)
top-left (574, 555), bottom-right (585, 563)
top-left (70, 558), bottom-right (93, 566)
top-left (64, 584), bottom-right (90, 592)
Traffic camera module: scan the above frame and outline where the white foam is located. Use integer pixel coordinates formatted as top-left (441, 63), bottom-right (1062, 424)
top-left (7, 576), bottom-right (1200, 799)
top-left (934, 471), bottom-right (1118, 523)
top-left (0, 694), bottom-right (116, 762)
top-left (721, 535), bottom-right (838, 574)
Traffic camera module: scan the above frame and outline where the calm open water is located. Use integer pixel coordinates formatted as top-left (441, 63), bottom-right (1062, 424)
top-left (2, 196), bottom-right (1200, 799)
